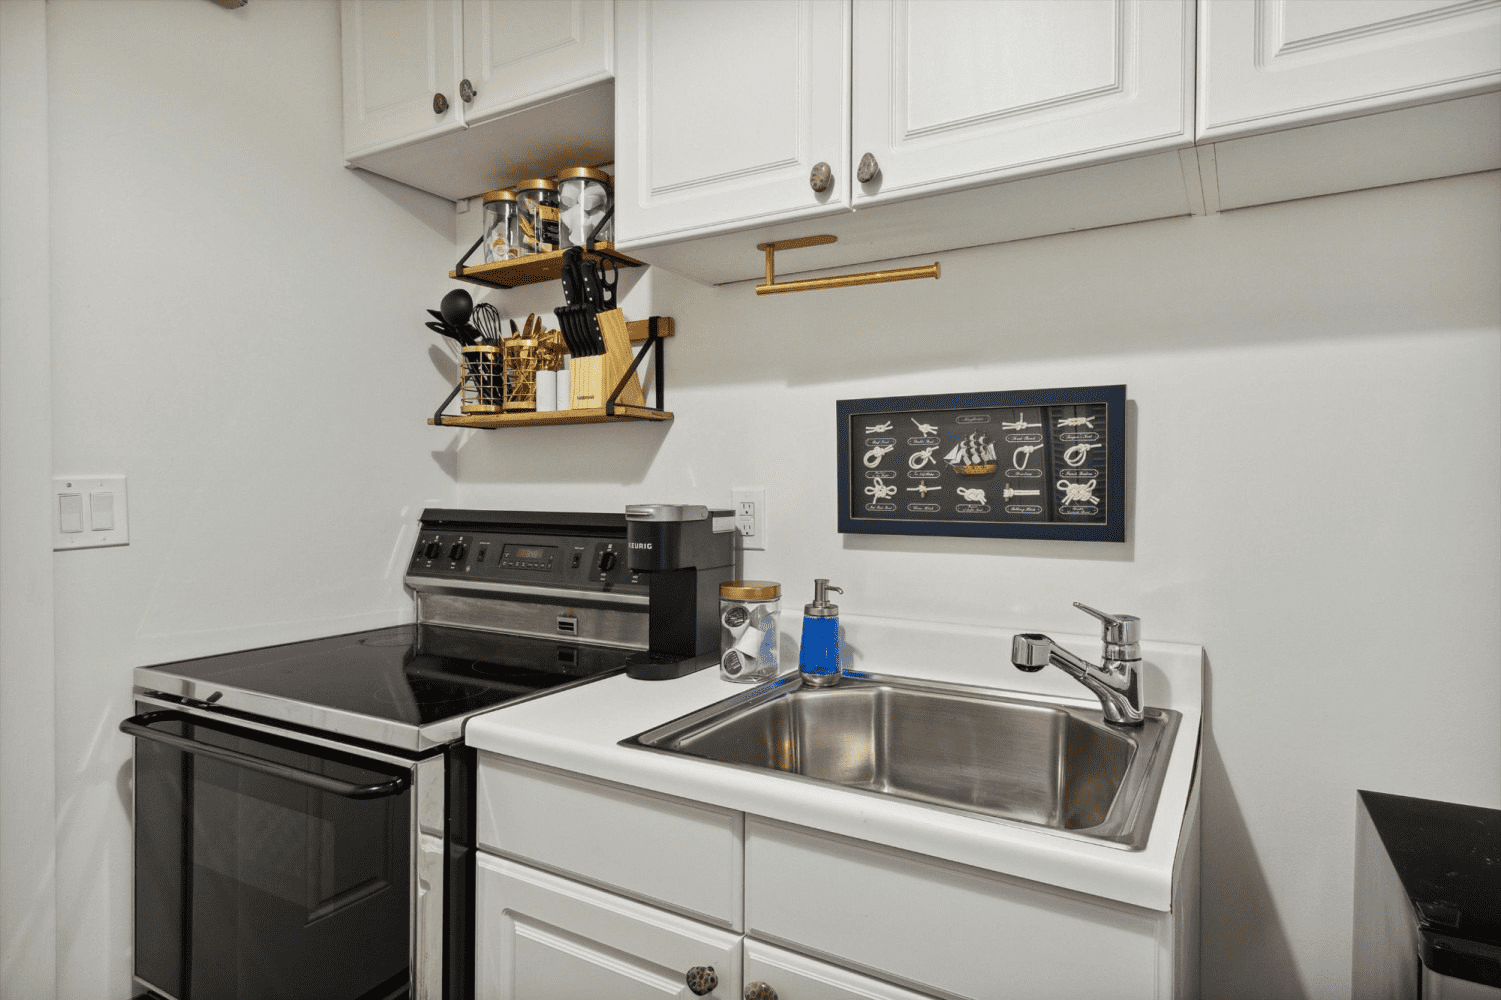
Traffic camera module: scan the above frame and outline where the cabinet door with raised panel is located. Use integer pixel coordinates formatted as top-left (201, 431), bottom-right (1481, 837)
top-left (340, 0), bottom-right (462, 158)
top-left (1198, 0), bottom-right (1501, 141)
top-left (850, 0), bottom-right (1194, 207)
top-left (476, 852), bottom-right (742, 1000)
top-left (460, 0), bottom-right (613, 126)
top-left (614, 0), bottom-right (851, 249)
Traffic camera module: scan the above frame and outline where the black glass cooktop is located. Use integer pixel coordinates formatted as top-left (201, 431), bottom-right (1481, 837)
top-left (137, 624), bottom-right (632, 747)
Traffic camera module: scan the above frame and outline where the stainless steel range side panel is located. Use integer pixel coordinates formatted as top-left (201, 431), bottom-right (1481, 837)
top-left (413, 753), bottom-right (445, 1000)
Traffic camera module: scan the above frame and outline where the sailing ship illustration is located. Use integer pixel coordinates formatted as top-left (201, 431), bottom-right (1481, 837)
top-left (944, 431), bottom-right (998, 475)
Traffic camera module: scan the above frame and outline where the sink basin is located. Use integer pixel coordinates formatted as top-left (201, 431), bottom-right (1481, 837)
top-left (621, 673), bottom-right (1181, 849)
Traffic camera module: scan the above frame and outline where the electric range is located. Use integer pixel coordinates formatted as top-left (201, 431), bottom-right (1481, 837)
top-left (122, 509), bottom-right (648, 1000)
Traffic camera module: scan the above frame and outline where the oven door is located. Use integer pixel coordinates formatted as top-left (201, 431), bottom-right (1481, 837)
top-left (122, 701), bottom-right (436, 1000)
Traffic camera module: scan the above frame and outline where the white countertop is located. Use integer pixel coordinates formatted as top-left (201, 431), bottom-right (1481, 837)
top-left (464, 614), bottom-right (1203, 912)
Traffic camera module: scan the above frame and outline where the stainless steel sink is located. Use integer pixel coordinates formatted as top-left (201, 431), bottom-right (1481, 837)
top-left (621, 673), bottom-right (1182, 849)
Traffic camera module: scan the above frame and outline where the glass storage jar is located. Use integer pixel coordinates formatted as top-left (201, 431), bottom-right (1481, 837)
top-left (557, 166), bottom-right (614, 249)
top-left (480, 188), bottom-right (519, 263)
top-left (515, 178), bottom-right (560, 254)
top-left (719, 581), bottom-right (780, 683)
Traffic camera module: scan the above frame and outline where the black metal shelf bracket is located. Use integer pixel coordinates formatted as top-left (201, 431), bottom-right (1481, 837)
top-left (605, 316), bottom-right (664, 417)
top-left (452, 233), bottom-right (513, 290)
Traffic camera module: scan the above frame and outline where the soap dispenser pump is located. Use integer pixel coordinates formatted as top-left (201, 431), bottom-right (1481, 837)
top-left (798, 578), bottom-right (843, 687)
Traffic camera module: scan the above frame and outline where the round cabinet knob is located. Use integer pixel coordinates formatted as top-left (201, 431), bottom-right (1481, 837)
top-left (459, 78), bottom-right (476, 103)
top-left (685, 966), bottom-right (719, 995)
top-left (745, 983), bottom-right (779, 1000)
top-left (448, 542), bottom-right (467, 562)
top-left (597, 550), bottom-right (617, 572)
top-left (857, 152), bottom-right (881, 183)
top-left (809, 161), bottom-right (832, 193)
top-left (432, 92), bottom-right (449, 115)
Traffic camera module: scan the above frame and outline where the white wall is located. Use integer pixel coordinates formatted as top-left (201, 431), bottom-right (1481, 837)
top-left (0, 1), bottom-right (58, 994)
top-left (36, 2), bottom-right (460, 996)
top-left (452, 171), bottom-right (1501, 999)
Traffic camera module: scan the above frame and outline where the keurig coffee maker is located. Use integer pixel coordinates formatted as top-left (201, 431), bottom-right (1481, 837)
top-left (624, 504), bottom-right (735, 679)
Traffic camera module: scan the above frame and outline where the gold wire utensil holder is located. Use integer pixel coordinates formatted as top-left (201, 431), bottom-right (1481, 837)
top-left (754, 235), bottom-right (940, 295)
top-left (460, 345), bottom-right (504, 414)
top-left (501, 337), bottom-right (539, 412)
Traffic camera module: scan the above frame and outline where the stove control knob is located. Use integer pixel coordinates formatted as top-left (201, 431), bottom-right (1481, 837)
top-left (423, 540), bottom-right (442, 560)
top-left (597, 549), bottom-right (617, 573)
top-left (449, 542), bottom-right (467, 562)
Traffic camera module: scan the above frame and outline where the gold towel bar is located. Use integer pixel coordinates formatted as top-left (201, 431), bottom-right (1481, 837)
top-left (754, 235), bottom-right (940, 295)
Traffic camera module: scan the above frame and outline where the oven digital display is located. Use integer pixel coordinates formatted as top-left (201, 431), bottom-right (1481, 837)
top-left (500, 544), bottom-right (555, 569)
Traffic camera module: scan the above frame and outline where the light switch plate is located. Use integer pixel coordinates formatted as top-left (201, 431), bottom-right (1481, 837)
top-left (53, 475), bottom-right (129, 549)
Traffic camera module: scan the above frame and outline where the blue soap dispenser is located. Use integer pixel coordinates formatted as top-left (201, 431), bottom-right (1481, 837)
top-left (798, 578), bottom-right (843, 687)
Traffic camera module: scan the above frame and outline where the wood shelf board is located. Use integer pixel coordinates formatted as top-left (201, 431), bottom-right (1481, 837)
top-left (429, 406), bottom-right (673, 428)
top-left (450, 245), bottom-right (648, 289)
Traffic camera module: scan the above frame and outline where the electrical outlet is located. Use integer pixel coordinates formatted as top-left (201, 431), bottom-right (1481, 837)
top-left (731, 487), bottom-right (767, 551)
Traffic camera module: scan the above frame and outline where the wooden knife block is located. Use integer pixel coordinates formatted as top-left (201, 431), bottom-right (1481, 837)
top-left (569, 308), bottom-right (644, 410)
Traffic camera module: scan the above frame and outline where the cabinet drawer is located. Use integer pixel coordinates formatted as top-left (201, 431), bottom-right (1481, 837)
top-left (477, 754), bottom-right (743, 928)
top-left (745, 819), bottom-right (1161, 1000)
top-left (476, 852), bottom-right (741, 1000)
top-left (745, 939), bottom-right (939, 1000)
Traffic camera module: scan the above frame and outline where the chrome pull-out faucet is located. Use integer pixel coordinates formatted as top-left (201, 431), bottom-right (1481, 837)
top-left (1011, 602), bottom-right (1144, 726)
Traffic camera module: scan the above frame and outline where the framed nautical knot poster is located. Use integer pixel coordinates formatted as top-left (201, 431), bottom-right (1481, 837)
top-left (836, 385), bottom-right (1126, 542)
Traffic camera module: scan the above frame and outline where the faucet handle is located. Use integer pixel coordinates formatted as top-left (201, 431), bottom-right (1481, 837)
top-left (1072, 602), bottom-right (1140, 646)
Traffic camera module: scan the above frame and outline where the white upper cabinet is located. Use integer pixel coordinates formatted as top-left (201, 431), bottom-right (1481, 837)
top-left (614, 0), bottom-right (852, 246)
top-left (1198, 0), bottom-right (1501, 140)
top-left (851, 0), bottom-right (1195, 206)
top-left (460, 0), bottom-right (613, 126)
top-left (340, 0), bottom-right (614, 201)
top-left (341, 0), bottom-right (462, 157)
top-left (613, 0), bottom-right (1198, 273)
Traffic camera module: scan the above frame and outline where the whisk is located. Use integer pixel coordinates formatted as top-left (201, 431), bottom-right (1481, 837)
top-left (472, 302), bottom-right (504, 345)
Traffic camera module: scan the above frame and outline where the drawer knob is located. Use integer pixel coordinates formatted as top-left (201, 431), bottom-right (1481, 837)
top-left (686, 966), bottom-right (719, 995)
top-left (745, 983), bottom-right (778, 1000)
top-left (809, 161), bottom-right (832, 193)
top-left (432, 92), bottom-right (449, 115)
top-left (857, 152), bottom-right (880, 183)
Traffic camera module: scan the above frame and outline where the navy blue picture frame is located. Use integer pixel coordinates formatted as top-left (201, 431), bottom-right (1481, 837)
top-left (836, 385), bottom-right (1126, 542)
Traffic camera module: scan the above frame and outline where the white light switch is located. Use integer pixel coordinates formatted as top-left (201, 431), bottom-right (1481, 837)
top-left (89, 492), bottom-right (114, 531)
top-left (59, 494), bottom-right (84, 533)
top-left (53, 476), bottom-right (129, 549)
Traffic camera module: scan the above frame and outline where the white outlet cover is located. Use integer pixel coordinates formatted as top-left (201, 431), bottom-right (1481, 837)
top-left (53, 475), bottom-right (129, 550)
top-left (731, 486), bottom-right (767, 551)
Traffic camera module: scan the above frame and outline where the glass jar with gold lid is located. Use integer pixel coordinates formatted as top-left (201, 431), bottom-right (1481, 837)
top-left (719, 580), bottom-right (781, 683)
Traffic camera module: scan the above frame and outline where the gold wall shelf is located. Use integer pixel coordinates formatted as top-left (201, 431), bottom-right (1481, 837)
top-left (451, 244), bottom-right (647, 290)
top-left (754, 234), bottom-right (939, 295)
top-left (428, 405), bottom-right (672, 428)
top-left (430, 317), bottom-right (675, 428)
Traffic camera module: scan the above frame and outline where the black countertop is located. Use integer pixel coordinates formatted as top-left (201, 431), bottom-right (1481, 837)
top-left (1359, 789), bottom-right (1501, 986)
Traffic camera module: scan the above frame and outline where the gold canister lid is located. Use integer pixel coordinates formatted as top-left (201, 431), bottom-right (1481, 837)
top-left (515, 177), bottom-right (559, 193)
top-left (482, 187), bottom-right (517, 203)
top-left (721, 580), bottom-right (780, 601)
top-left (556, 165), bottom-right (613, 185)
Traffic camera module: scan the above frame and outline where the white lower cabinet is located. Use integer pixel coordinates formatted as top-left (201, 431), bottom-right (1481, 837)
top-left (476, 852), bottom-right (742, 999)
top-left (473, 754), bottom-right (1192, 999)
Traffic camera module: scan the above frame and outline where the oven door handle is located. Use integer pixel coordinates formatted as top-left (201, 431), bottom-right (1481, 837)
top-left (119, 711), bottom-right (411, 800)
